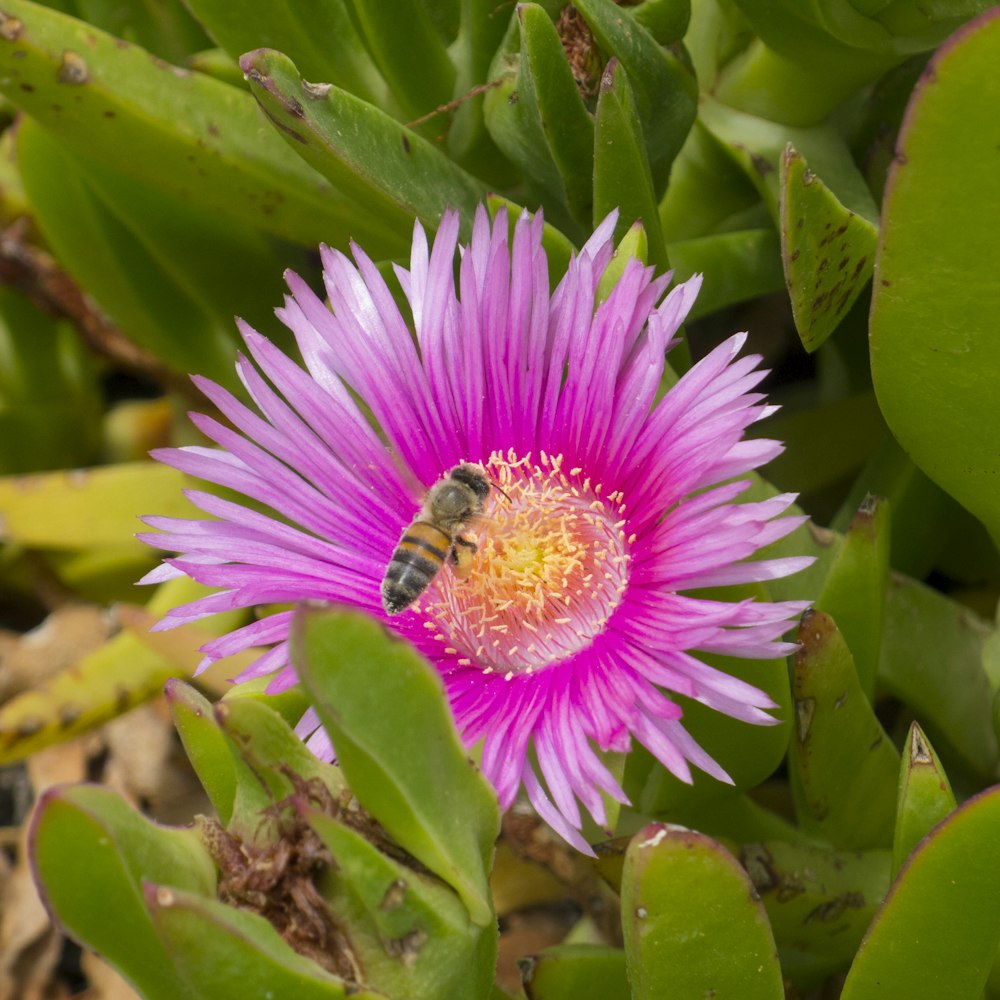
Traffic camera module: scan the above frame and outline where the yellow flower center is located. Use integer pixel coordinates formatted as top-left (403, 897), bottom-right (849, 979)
top-left (422, 449), bottom-right (632, 677)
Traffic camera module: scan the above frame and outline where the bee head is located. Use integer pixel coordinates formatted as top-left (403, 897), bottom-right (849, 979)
top-left (449, 464), bottom-right (490, 501)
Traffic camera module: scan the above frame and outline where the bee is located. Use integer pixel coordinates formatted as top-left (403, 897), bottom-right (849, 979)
top-left (381, 464), bottom-right (491, 616)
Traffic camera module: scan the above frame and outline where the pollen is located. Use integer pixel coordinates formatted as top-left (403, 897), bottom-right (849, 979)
top-left (423, 449), bottom-right (631, 674)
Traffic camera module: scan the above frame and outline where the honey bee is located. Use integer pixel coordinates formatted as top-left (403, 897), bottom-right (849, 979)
top-left (381, 464), bottom-right (491, 616)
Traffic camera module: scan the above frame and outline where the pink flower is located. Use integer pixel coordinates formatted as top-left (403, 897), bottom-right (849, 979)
top-left (140, 207), bottom-right (809, 853)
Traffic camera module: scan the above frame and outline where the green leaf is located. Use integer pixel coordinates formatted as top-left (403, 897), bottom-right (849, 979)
top-left (879, 574), bottom-right (997, 781)
top-left (870, 8), bottom-right (1000, 546)
top-left (290, 607), bottom-right (500, 927)
top-left (698, 97), bottom-right (878, 226)
top-left (307, 809), bottom-right (497, 1000)
top-left (346, 0), bottom-right (456, 120)
top-left (519, 944), bottom-right (629, 1000)
top-left (593, 60), bottom-right (668, 270)
top-left (893, 722), bottom-right (956, 879)
top-left (621, 824), bottom-right (784, 999)
top-left (517, 4), bottom-right (595, 227)
top-left (145, 884), bottom-right (376, 999)
top-left (166, 681), bottom-right (238, 825)
top-left (791, 609), bottom-right (900, 849)
top-left (841, 784), bottom-right (1000, 999)
top-left (241, 48), bottom-right (486, 238)
top-left (0, 0), bottom-right (392, 249)
top-left (814, 495), bottom-right (890, 700)
top-left (69, 0), bottom-right (209, 63)
top-left (779, 145), bottom-right (878, 352)
top-left (0, 287), bottom-right (101, 473)
top-left (17, 118), bottom-right (293, 391)
top-left (29, 783), bottom-right (216, 1000)
top-left (573, 0), bottom-right (697, 193)
top-left (741, 840), bottom-right (891, 990)
top-left (667, 228), bottom-right (785, 320)
top-left (215, 695), bottom-right (346, 813)
top-left (182, 0), bottom-right (392, 109)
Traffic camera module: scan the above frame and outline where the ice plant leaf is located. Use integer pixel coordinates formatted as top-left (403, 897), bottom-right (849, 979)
top-left (741, 840), bottom-right (891, 989)
top-left (141, 206), bottom-right (808, 855)
top-left (870, 8), bottom-right (1000, 546)
top-left (593, 59), bottom-right (669, 270)
top-left (814, 495), bottom-right (890, 701)
top-left (893, 722), bottom-right (956, 879)
top-left (166, 680), bottom-right (240, 826)
top-left (17, 117), bottom-right (306, 390)
top-left (291, 607), bottom-right (499, 927)
top-left (519, 944), bottom-right (629, 1000)
top-left (517, 3), bottom-right (596, 227)
top-left (29, 784), bottom-right (216, 1000)
top-left (779, 145), bottom-right (878, 352)
top-left (840, 785), bottom-right (1000, 999)
top-left (698, 97), bottom-right (878, 226)
top-left (0, 0), bottom-right (392, 249)
top-left (0, 461), bottom-right (190, 552)
top-left (791, 610), bottom-right (900, 849)
top-left (572, 0), bottom-right (697, 193)
top-left (667, 228), bottom-right (785, 320)
top-left (144, 884), bottom-right (374, 999)
top-left (621, 824), bottom-right (785, 999)
top-left (181, 0), bottom-right (391, 108)
top-left (879, 575), bottom-right (997, 780)
top-left (307, 809), bottom-right (498, 1000)
top-left (0, 287), bottom-right (100, 474)
top-left (240, 48), bottom-right (486, 237)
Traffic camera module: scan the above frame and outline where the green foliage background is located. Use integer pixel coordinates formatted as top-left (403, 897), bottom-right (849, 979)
top-left (1, 0), bottom-right (999, 996)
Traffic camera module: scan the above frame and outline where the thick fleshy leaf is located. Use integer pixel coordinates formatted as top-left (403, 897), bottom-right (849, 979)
top-left (181, 0), bottom-right (391, 108)
top-left (741, 840), bottom-right (891, 990)
top-left (879, 575), bottom-right (997, 781)
top-left (17, 117), bottom-right (302, 389)
top-left (0, 0), bottom-right (389, 248)
top-left (144, 884), bottom-right (376, 999)
top-left (791, 610), bottom-right (900, 849)
top-left (0, 461), bottom-right (191, 552)
top-left (779, 146), bottom-right (878, 352)
top-left (814, 495), bottom-right (890, 700)
top-left (29, 783), bottom-right (216, 1000)
top-left (698, 97), bottom-right (878, 226)
top-left (165, 680), bottom-right (239, 826)
top-left (307, 809), bottom-right (497, 1000)
top-left (892, 722), bottom-right (956, 879)
top-left (290, 607), bottom-right (500, 927)
top-left (593, 59), bottom-right (668, 270)
top-left (344, 0), bottom-right (456, 119)
top-left (215, 696), bottom-right (346, 844)
top-left (870, 8), bottom-right (1000, 546)
top-left (0, 287), bottom-right (101, 474)
top-left (520, 944), bottom-right (629, 1000)
top-left (573, 0), bottom-right (697, 193)
top-left (240, 48), bottom-right (485, 239)
top-left (667, 228), bottom-right (785, 320)
top-left (515, 3), bottom-right (595, 227)
top-left (841, 784), bottom-right (1000, 999)
top-left (621, 824), bottom-right (784, 999)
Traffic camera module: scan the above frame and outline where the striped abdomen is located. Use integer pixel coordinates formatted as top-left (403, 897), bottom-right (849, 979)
top-left (381, 520), bottom-right (452, 615)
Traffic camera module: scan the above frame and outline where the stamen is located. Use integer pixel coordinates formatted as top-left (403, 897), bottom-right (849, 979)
top-left (423, 450), bottom-right (631, 674)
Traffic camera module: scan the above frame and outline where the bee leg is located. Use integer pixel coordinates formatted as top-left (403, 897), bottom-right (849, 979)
top-left (450, 536), bottom-right (478, 580)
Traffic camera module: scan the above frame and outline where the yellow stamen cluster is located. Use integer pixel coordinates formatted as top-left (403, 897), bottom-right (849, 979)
top-left (422, 449), bottom-right (631, 677)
